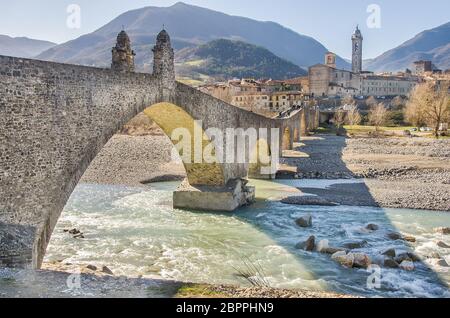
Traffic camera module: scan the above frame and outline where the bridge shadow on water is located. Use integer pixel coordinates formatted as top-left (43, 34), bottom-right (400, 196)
top-left (228, 134), bottom-right (449, 298)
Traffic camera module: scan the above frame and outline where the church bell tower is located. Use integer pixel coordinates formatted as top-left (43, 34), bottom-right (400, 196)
top-left (351, 25), bottom-right (363, 73)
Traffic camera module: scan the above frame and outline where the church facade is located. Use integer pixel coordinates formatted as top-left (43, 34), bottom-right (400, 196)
top-left (309, 26), bottom-right (418, 98)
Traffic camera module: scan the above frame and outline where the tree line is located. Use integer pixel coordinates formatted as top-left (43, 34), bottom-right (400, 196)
top-left (333, 81), bottom-right (450, 138)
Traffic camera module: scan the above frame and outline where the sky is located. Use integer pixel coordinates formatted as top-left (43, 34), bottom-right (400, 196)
top-left (1, 0), bottom-right (449, 59)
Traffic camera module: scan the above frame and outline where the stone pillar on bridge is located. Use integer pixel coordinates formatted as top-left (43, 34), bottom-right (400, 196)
top-left (111, 30), bottom-right (136, 72)
top-left (152, 29), bottom-right (176, 103)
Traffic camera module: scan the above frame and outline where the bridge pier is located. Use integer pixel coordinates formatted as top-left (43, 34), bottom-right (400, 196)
top-left (173, 179), bottom-right (255, 212)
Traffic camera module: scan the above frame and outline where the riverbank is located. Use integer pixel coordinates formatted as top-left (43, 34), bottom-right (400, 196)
top-left (282, 135), bottom-right (450, 212)
top-left (0, 262), bottom-right (354, 298)
top-left (81, 133), bottom-right (450, 211)
top-left (80, 134), bottom-right (186, 186)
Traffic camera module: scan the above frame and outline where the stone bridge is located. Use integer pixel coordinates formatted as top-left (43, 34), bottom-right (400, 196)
top-left (0, 30), bottom-right (318, 268)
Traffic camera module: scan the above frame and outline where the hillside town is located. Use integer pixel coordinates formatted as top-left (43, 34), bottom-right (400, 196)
top-left (197, 26), bottom-right (450, 133)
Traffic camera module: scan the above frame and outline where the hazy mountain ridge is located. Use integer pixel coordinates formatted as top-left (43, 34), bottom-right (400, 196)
top-left (37, 2), bottom-right (350, 71)
top-left (176, 39), bottom-right (307, 81)
top-left (365, 22), bottom-right (450, 72)
top-left (0, 35), bottom-right (56, 58)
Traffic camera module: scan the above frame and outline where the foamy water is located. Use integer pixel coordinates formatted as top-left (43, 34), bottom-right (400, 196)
top-left (41, 180), bottom-right (450, 298)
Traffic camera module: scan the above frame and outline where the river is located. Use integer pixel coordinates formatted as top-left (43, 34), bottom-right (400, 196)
top-left (33, 179), bottom-right (450, 298)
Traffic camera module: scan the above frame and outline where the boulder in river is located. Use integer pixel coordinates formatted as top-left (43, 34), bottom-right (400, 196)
top-left (296, 236), bottom-right (316, 252)
top-left (403, 235), bottom-right (417, 243)
top-left (384, 258), bottom-right (399, 269)
top-left (68, 229), bottom-right (81, 235)
top-left (382, 248), bottom-right (396, 258)
top-left (387, 232), bottom-right (403, 241)
top-left (436, 241), bottom-right (450, 249)
top-left (316, 240), bottom-right (347, 254)
top-left (434, 227), bottom-right (450, 235)
top-left (342, 240), bottom-right (368, 250)
top-left (366, 224), bottom-right (379, 231)
top-left (86, 264), bottom-right (97, 271)
top-left (399, 260), bottom-right (415, 271)
top-left (395, 252), bottom-right (420, 263)
top-left (321, 247), bottom-right (347, 255)
top-left (101, 266), bottom-right (114, 275)
top-left (295, 214), bottom-right (313, 228)
top-left (331, 251), bottom-right (354, 268)
top-left (350, 253), bottom-right (372, 269)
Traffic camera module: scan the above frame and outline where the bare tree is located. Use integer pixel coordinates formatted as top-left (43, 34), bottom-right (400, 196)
top-left (341, 95), bottom-right (356, 107)
top-left (391, 96), bottom-right (405, 110)
top-left (369, 103), bottom-right (388, 132)
top-left (406, 81), bottom-right (450, 137)
top-left (405, 84), bottom-right (428, 128)
top-left (333, 109), bottom-right (346, 130)
top-left (366, 96), bottom-right (378, 108)
top-left (347, 104), bottom-right (362, 126)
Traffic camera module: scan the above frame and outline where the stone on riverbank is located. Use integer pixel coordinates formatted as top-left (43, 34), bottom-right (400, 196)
top-left (295, 214), bottom-right (313, 228)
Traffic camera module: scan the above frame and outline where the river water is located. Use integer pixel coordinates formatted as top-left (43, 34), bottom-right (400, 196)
top-left (34, 179), bottom-right (450, 298)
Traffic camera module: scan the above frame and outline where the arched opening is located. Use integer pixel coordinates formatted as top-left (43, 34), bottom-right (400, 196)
top-left (282, 127), bottom-right (291, 151)
top-left (300, 110), bottom-right (308, 136)
top-left (293, 128), bottom-right (300, 143)
top-left (36, 102), bottom-right (226, 269)
top-left (248, 138), bottom-right (273, 179)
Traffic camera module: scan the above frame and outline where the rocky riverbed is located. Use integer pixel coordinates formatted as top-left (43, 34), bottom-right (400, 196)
top-left (282, 135), bottom-right (450, 211)
top-left (80, 134), bottom-right (186, 186)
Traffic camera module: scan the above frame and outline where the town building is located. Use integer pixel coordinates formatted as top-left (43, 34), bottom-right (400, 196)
top-left (199, 78), bottom-right (310, 114)
top-left (414, 60), bottom-right (433, 74)
top-left (309, 26), bottom-right (419, 98)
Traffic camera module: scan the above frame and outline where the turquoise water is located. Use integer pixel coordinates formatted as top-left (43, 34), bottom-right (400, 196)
top-left (40, 179), bottom-right (450, 298)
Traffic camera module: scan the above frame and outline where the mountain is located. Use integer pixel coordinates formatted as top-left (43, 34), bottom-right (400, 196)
top-left (37, 2), bottom-right (350, 72)
top-left (0, 35), bottom-right (56, 58)
top-left (365, 22), bottom-right (450, 72)
top-left (176, 39), bottom-right (307, 81)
